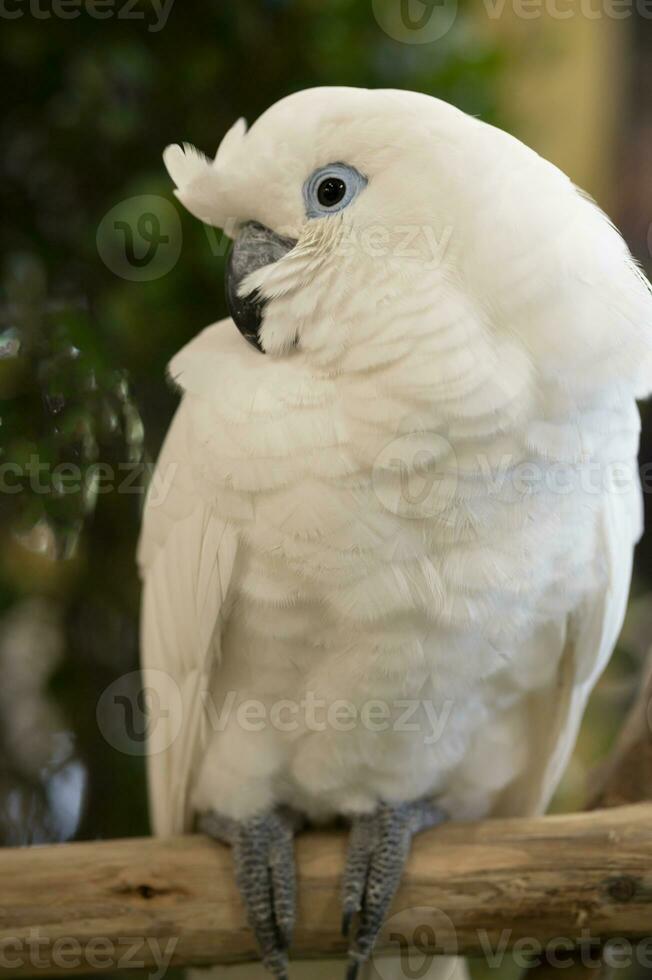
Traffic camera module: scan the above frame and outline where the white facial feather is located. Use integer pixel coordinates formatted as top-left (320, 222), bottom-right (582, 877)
top-left (166, 86), bottom-right (652, 391)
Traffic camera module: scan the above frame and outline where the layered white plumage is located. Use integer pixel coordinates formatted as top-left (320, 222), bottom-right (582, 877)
top-left (139, 88), bottom-right (652, 978)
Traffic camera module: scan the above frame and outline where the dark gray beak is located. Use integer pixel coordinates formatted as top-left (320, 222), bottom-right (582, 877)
top-left (226, 221), bottom-right (297, 352)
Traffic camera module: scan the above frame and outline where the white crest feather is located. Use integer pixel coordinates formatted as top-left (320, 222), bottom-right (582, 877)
top-left (162, 142), bottom-right (211, 190)
top-left (215, 116), bottom-right (247, 168)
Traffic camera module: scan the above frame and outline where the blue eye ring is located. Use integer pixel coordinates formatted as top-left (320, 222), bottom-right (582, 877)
top-left (303, 163), bottom-right (368, 218)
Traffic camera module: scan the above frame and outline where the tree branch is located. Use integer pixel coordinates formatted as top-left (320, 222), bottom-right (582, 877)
top-left (0, 803), bottom-right (651, 975)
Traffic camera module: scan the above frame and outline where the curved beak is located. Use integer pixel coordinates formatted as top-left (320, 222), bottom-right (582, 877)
top-left (225, 221), bottom-right (297, 352)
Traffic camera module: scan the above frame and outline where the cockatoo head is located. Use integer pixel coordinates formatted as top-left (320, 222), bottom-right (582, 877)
top-left (165, 87), bottom-right (652, 391)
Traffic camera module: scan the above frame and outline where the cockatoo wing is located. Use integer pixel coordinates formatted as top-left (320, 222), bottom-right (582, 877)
top-left (138, 399), bottom-right (238, 837)
top-left (494, 410), bottom-right (643, 819)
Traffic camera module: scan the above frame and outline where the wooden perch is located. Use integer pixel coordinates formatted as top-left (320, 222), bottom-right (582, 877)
top-left (0, 803), bottom-right (651, 976)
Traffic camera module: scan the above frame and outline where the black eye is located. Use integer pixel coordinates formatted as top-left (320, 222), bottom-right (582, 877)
top-left (304, 164), bottom-right (367, 218)
top-left (317, 177), bottom-right (347, 208)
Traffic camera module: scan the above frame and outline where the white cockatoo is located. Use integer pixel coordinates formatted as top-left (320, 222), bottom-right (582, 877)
top-left (138, 87), bottom-right (652, 980)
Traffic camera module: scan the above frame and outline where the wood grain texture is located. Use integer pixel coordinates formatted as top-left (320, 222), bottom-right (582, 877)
top-left (0, 804), bottom-right (651, 975)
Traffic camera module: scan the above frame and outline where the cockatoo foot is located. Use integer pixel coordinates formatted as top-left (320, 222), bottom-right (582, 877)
top-left (341, 798), bottom-right (447, 979)
top-left (199, 806), bottom-right (303, 979)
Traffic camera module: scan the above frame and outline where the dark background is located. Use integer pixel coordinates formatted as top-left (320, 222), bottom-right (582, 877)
top-left (0, 2), bottom-right (651, 977)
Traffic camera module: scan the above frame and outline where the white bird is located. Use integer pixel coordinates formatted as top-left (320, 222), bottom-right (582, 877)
top-left (138, 87), bottom-right (652, 980)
